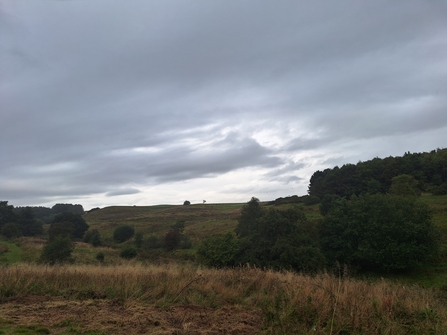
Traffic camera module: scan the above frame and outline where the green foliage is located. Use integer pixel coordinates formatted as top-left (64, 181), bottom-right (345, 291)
top-left (113, 225), bottom-right (135, 243)
top-left (51, 203), bottom-right (85, 215)
top-left (52, 212), bottom-right (89, 239)
top-left (134, 232), bottom-right (143, 248)
top-left (96, 251), bottom-right (105, 262)
top-left (17, 207), bottom-right (43, 236)
top-left (0, 222), bottom-right (20, 239)
top-left (90, 230), bottom-right (102, 247)
top-left (0, 201), bottom-right (17, 230)
top-left (308, 148), bottom-right (447, 198)
top-left (83, 229), bottom-right (102, 246)
top-left (119, 246), bottom-right (137, 259)
top-left (183, 200), bottom-right (191, 205)
top-left (40, 236), bottom-right (74, 265)
top-left (237, 206), bottom-right (325, 272)
top-left (163, 220), bottom-right (191, 251)
top-left (319, 194), bottom-right (440, 272)
top-left (235, 197), bottom-right (263, 238)
top-left (48, 221), bottom-right (74, 241)
top-left (303, 195), bottom-right (320, 206)
top-left (197, 233), bottom-right (240, 268)
top-left (142, 235), bottom-right (161, 249)
top-left (163, 229), bottom-right (182, 251)
top-left (389, 174), bottom-right (421, 196)
top-left (319, 194), bottom-right (342, 216)
top-left (171, 220), bottom-right (185, 233)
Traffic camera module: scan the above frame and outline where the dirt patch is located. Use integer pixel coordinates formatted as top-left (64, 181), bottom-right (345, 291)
top-left (0, 296), bottom-right (263, 334)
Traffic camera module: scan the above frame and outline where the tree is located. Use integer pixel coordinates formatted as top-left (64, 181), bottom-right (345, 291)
top-left (389, 174), bottom-right (421, 196)
top-left (1, 222), bottom-right (20, 239)
top-left (235, 197), bottom-right (263, 238)
top-left (17, 207), bottom-right (43, 236)
top-left (40, 236), bottom-right (74, 265)
top-left (236, 206), bottom-right (325, 272)
top-left (183, 200), bottom-right (191, 206)
top-left (319, 194), bottom-right (439, 272)
top-left (0, 201), bottom-right (17, 230)
top-left (52, 212), bottom-right (89, 239)
top-left (113, 225), bottom-right (135, 243)
top-left (163, 229), bottom-right (182, 251)
top-left (51, 203), bottom-right (84, 215)
top-left (48, 221), bottom-right (74, 241)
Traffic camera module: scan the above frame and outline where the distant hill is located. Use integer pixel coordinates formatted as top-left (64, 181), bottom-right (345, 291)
top-left (308, 148), bottom-right (447, 199)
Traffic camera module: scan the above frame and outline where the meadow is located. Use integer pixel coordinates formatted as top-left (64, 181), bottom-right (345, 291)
top-left (1, 195), bottom-right (447, 334)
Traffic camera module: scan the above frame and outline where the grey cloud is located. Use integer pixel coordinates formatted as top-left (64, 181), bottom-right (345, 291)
top-left (1, 1), bottom-right (446, 207)
top-left (106, 188), bottom-right (141, 197)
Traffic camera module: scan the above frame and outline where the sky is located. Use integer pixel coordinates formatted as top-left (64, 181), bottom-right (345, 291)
top-left (1, 1), bottom-right (446, 210)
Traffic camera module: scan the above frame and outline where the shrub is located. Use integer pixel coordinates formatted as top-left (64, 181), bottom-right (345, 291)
top-left (96, 252), bottom-right (105, 262)
top-left (163, 230), bottom-right (182, 251)
top-left (40, 236), bottom-right (74, 265)
top-left (134, 232), bottom-right (143, 248)
top-left (1, 222), bottom-right (20, 239)
top-left (197, 233), bottom-right (240, 268)
top-left (183, 200), bottom-right (191, 205)
top-left (113, 225), bottom-right (135, 243)
top-left (84, 229), bottom-right (102, 246)
top-left (143, 235), bottom-right (161, 249)
top-left (120, 246), bottom-right (137, 259)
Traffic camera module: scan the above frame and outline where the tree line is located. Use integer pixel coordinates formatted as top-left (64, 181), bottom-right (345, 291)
top-left (198, 195), bottom-right (439, 273)
top-left (308, 148), bottom-right (447, 199)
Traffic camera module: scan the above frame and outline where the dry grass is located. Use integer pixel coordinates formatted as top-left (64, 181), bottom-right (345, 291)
top-left (1, 264), bottom-right (446, 334)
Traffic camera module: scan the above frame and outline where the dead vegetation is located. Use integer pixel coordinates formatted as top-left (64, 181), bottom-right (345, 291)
top-left (1, 264), bottom-right (447, 334)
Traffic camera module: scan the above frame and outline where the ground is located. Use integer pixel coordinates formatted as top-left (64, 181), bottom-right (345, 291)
top-left (0, 296), bottom-right (262, 335)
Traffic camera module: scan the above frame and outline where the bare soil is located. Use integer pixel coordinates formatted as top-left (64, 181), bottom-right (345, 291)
top-left (0, 296), bottom-right (263, 334)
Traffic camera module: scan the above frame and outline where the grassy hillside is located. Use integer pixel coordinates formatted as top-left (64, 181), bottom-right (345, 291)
top-left (1, 196), bottom-right (447, 334)
top-left (84, 203), bottom-right (245, 245)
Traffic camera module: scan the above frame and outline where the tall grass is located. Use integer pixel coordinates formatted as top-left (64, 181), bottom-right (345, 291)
top-left (0, 264), bottom-right (446, 334)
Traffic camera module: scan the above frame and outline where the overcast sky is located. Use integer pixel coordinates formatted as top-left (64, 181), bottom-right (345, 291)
top-left (1, 1), bottom-right (446, 209)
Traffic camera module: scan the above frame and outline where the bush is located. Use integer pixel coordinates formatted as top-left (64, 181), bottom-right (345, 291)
top-left (1, 222), bottom-right (20, 239)
top-left (120, 246), bottom-right (137, 259)
top-left (143, 235), bottom-right (161, 249)
top-left (40, 236), bottom-right (74, 265)
top-left (96, 252), bottom-right (105, 262)
top-left (134, 232), bottom-right (143, 248)
top-left (197, 233), bottom-right (240, 268)
top-left (113, 225), bottom-right (135, 243)
top-left (183, 200), bottom-right (191, 206)
top-left (163, 230), bottom-right (182, 251)
top-left (83, 229), bottom-right (102, 246)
